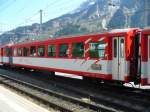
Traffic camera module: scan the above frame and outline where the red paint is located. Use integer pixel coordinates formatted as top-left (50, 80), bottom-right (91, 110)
top-left (142, 29), bottom-right (150, 60)
top-left (141, 29), bottom-right (150, 62)
top-left (141, 78), bottom-right (148, 85)
top-left (141, 34), bottom-right (148, 61)
top-left (140, 28), bottom-right (150, 85)
top-left (124, 75), bottom-right (131, 83)
top-left (126, 29), bottom-right (139, 60)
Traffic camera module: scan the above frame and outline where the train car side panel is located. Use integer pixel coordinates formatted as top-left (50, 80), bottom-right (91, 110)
top-left (12, 57), bottom-right (112, 80)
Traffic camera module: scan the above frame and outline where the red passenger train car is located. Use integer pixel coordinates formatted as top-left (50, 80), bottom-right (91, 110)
top-left (0, 28), bottom-right (145, 85)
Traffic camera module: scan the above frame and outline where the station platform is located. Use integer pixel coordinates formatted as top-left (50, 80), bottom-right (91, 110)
top-left (0, 85), bottom-right (50, 112)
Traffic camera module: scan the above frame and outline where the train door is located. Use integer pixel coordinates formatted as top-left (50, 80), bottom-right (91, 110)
top-left (112, 37), bottom-right (125, 80)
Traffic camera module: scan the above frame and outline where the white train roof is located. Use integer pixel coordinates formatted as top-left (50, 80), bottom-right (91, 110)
top-left (110, 28), bottom-right (138, 33)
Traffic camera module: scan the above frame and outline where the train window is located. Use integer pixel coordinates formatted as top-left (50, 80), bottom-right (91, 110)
top-left (38, 46), bottom-right (45, 57)
top-left (90, 40), bottom-right (106, 58)
top-left (114, 39), bottom-right (117, 57)
top-left (14, 48), bottom-right (17, 56)
top-left (23, 47), bottom-right (29, 56)
top-left (89, 43), bottom-right (98, 58)
top-left (98, 41), bottom-right (106, 58)
top-left (30, 46), bottom-right (36, 56)
top-left (48, 45), bottom-right (56, 57)
top-left (72, 42), bottom-right (84, 58)
top-left (120, 39), bottom-right (124, 58)
top-left (59, 44), bottom-right (68, 57)
top-left (5, 48), bottom-right (11, 56)
top-left (18, 48), bottom-right (22, 56)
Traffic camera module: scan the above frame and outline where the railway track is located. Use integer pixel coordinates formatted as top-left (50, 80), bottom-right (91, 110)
top-left (0, 67), bottom-right (150, 112)
top-left (0, 73), bottom-right (115, 112)
top-left (50, 77), bottom-right (150, 112)
top-left (33, 75), bottom-right (150, 112)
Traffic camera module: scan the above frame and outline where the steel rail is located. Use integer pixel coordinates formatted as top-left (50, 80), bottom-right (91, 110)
top-left (0, 74), bottom-right (114, 112)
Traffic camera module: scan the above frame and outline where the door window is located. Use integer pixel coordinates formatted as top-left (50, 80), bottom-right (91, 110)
top-left (114, 39), bottom-right (117, 58)
top-left (120, 39), bottom-right (124, 58)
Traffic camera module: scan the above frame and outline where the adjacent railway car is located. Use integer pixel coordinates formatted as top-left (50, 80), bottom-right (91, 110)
top-left (0, 44), bottom-right (13, 65)
top-left (0, 28), bottom-right (140, 84)
top-left (141, 28), bottom-right (150, 85)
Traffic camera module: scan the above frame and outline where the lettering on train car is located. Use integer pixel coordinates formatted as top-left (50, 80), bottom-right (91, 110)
top-left (91, 63), bottom-right (102, 70)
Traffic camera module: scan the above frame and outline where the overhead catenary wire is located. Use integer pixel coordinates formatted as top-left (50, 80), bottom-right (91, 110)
top-left (16, 0), bottom-right (62, 27)
top-left (2, 0), bottom-right (149, 36)
top-left (1, 0), bottom-right (82, 34)
top-left (0, 0), bottom-right (16, 13)
top-left (14, 0), bottom-right (27, 16)
top-left (14, 0), bottom-right (79, 34)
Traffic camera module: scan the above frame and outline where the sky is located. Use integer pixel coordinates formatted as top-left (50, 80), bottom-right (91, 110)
top-left (0, 0), bottom-right (86, 34)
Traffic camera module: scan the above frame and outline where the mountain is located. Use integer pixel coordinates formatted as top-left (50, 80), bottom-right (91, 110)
top-left (0, 0), bottom-right (150, 45)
